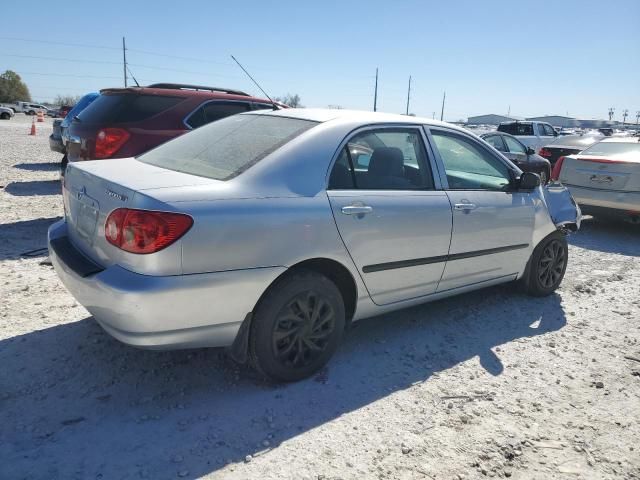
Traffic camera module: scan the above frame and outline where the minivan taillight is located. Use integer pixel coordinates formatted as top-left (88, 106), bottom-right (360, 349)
top-left (538, 147), bottom-right (552, 158)
top-left (551, 156), bottom-right (565, 181)
top-left (105, 208), bottom-right (193, 254)
top-left (95, 128), bottom-right (130, 159)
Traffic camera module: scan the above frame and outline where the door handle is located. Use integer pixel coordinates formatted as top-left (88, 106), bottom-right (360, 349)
top-left (454, 203), bottom-right (477, 211)
top-left (341, 205), bottom-right (373, 215)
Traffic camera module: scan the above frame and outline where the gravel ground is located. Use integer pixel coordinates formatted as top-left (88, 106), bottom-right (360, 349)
top-left (1, 114), bottom-right (639, 480)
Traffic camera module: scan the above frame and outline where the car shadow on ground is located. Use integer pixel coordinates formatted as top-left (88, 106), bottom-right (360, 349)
top-left (0, 285), bottom-right (566, 479)
top-left (569, 216), bottom-right (640, 256)
top-left (13, 162), bottom-right (62, 172)
top-left (3, 180), bottom-right (61, 196)
top-left (0, 217), bottom-right (61, 260)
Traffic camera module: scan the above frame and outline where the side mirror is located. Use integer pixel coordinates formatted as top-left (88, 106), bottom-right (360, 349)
top-left (526, 146), bottom-right (536, 155)
top-left (519, 171), bottom-right (541, 190)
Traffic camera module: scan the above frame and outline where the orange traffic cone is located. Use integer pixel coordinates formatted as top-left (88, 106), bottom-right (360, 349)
top-left (37, 110), bottom-right (44, 122)
top-left (29, 118), bottom-right (36, 135)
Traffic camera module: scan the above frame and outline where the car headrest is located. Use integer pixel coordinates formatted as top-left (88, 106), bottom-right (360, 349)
top-left (368, 147), bottom-right (405, 177)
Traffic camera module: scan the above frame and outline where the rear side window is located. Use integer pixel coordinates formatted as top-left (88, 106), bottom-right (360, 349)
top-left (77, 94), bottom-right (184, 123)
top-left (483, 134), bottom-right (507, 152)
top-left (581, 142), bottom-right (640, 158)
top-left (138, 114), bottom-right (317, 180)
top-left (497, 123), bottom-right (534, 136)
top-left (185, 101), bottom-right (250, 129)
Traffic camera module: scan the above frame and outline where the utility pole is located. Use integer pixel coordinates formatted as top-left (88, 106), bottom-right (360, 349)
top-left (440, 91), bottom-right (446, 121)
top-left (432, 112), bottom-right (436, 119)
top-left (622, 109), bottom-right (629, 125)
top-left (122, 37), bottom-right (128, 87)
top-left (373, 68), bottom-right (378, 112)
top-left (405, 75), bottom-right (411, 115)
top-left (608, 107), bottom-right (615, 121)
top-left (636, 110), bottom-right (640, 126)
top-left (507, 105), bottom-right (511, 116)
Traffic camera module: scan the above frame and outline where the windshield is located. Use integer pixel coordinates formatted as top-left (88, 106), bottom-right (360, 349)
top-left (581, 141), bottom-right (640, 159)
top-left (138, 114), bottom-right (318, 180)
top-left (497, 123), bottom-right (533, 136)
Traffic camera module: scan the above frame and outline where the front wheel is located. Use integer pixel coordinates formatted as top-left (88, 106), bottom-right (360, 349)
top-left (249, 270), bottom-right (345, 382)
top-left (0, 112), bottom-right (10, 120)
top-left (523, 232), bottom-right (568, 296)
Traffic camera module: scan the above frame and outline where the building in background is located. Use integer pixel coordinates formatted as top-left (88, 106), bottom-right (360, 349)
top-left (466, 114), bottom-right (519, 125)
top-left (525, 115), bottom-right (579, 128)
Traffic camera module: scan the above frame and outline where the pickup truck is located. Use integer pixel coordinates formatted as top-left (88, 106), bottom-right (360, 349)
top-left (497, 121), bottom-right (559, 153)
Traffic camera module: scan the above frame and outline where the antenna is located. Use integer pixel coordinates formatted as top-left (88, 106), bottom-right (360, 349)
top-left (122, 37), bottom-right (127, 88)
top-left (126, 65), bottom-right (140, 87)
top-left (230, 55), bottom-right (278, 110)
top-left (373, 67), bottom-right (378, 112)
top-left (440, 91), bottom-right (446, 121)
top-left (405, 75), bottom-right (412, 115)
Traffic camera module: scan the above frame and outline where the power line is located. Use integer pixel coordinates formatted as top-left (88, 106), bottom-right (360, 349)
top-left (1, 53), bottom-right (121, 65)
top-left (14, 71), bottom-right (122, 79)
top-left (0, 36), bottom-right (120, 50)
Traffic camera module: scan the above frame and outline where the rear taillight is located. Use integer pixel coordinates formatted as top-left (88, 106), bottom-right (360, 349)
top-left (95, 128), bottom-right (130, 159)
top-left (551, 156), bottom-right (565, 181)
top-left (538, 147), bottom-right (552, 158)
top-left (105, 208), bottom-right (193, 254)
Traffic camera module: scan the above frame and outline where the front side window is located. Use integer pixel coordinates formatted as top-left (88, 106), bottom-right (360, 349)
top-left (503, 135), bottom-right (527, 154)
top-left (431, 130), bottom-right (512, 191)
top-left (139, 114), bottom-right (317, 180)
top-left (484, 135), bottom-right (507, 152)
top-left (328, 128), bottom-right (434, 190)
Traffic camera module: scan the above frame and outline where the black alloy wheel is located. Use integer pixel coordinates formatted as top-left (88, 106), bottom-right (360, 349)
top-left (537, 238), bottom-right (566, 289)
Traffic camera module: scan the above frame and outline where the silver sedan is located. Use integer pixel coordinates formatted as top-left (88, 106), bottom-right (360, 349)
top-left (48, 109), bottom-right (581, 382)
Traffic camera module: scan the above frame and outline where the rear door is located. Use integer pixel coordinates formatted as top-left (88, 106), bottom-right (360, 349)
top-left (427, 127), bottom-right (535, 291)
top-left (327, 126), bottom-right (452, 305)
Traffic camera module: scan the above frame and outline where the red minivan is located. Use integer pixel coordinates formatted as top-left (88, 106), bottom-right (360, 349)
top-left (65, 83), bottom-right (283, 168)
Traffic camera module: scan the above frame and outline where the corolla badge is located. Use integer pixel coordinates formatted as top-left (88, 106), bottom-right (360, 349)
top-left (106, 189), bottom-right (128, 202)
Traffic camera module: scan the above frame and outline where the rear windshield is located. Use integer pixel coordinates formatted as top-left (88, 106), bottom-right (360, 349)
top-left (77, 93), bottom-right (184, 123)
top-left (497, 123), bottom-right (533, 136)
top-left (138, 114), bottom-right (318, 180)
top-left (581, 142), bottom-right (640, 158)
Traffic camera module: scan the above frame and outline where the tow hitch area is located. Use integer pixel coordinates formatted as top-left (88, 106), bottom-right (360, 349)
top-left (543, 183), bottom-right (582, 232)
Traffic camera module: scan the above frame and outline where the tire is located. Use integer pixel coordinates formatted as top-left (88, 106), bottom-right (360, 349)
top-left (249, 269), bottom-right (345, 382)
top-left (27, 110), bottom-right (35, 116)
top-left (0, 112), bottom-right (9, 120)
top-left (523, 232), bottom-right (568, 297)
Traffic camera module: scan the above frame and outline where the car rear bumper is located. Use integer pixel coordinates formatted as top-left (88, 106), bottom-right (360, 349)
top-left (48, 220), bottom-right (286, 350)
top-left (565, 183), bottom-right (640, 212)
top-left (49, 134), bottom-right (65, 154)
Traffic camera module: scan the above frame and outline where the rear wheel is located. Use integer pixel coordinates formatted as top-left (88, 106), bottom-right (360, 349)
top-left (249, 270), bottom-right (345, 382)
top-left (523, 232), bottom-right (568, 296)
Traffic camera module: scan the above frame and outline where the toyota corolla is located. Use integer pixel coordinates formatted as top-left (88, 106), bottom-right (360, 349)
top-left (49, 109), bottom-right (581, 382)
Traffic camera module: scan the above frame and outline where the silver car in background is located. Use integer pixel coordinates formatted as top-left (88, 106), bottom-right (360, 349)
top-left (554, 137), bottom-right (640, 223)
top-left (48, 109), bottom-right (581, 382)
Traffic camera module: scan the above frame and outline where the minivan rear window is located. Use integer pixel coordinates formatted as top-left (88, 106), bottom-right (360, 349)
top-left (581, 142), bottom-right (640, 158)
top-left (497, 123), bottom-right (534, 136)
top-left (76, 93), bottom-right (184, 123)
top-left (138, 114), bottom-right (317, 180)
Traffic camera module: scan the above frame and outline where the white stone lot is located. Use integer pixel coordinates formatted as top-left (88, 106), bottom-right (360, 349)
top-left (1, 114), bottom-right (639, 480)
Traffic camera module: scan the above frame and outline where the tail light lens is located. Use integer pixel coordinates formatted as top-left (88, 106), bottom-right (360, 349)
top-left (551, 156), bottom-right (565, 181)
top-left (105, 208), bottom-right (193, 254)
top-left (538, 147), bottom-right (552, 158)
top-left (95, 128), bottom-right (130, 159)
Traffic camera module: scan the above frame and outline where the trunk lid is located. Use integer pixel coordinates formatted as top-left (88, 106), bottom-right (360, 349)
top-left (559, 155), bottom-right (640, 192)
top-left (62, 159), bottom-right (221, 275)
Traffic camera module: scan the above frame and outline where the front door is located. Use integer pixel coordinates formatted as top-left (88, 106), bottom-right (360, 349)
top-left (427, 128), bottom-right (535, 292)
top-left (326, 126), bottom-right (452, 305)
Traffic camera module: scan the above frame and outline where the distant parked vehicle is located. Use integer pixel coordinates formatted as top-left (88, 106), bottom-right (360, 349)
top-left (65, 83), bottom-right (284, 165)
top-left (48, 109), bottom-right (581, 382)
top-left (0, 106), bottom-right (15, 120)
top-left (538, 134), bottom-right (603, 167)
top-left (552, 137), bottom-right (640, 222)
top-left (481, 132), bottom-right (551, 184)
top-left (50, 92), bottom-right (100, 170)
top-left (497, 121), bottom-right (558, 152)
top-left (23, 103), bottom-right (48, 115)
top-left (0, 101), bottom-right (31, 113)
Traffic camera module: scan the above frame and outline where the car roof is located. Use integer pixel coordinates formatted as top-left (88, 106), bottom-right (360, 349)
top-left (99, 85), bottom-right (276, 104)
top-left (248, 107), bottom-right (458, 129)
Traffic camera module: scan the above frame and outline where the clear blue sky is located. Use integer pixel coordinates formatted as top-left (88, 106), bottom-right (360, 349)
top-left (2, 0), bottom-right (639, 121)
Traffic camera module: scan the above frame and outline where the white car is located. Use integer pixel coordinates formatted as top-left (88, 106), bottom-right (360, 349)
top-left (497, 121), bottom-right (559, 152)
top-left (0, 106), bottom-right (15, 120)
top-left (553, 137), bottom-right (640, 222)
